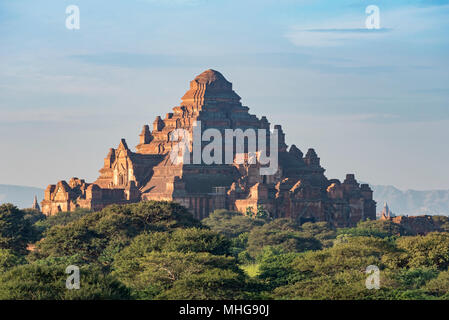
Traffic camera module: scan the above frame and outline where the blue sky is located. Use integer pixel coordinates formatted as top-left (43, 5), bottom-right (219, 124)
top-left (0, 0), bottom-right (448, 190)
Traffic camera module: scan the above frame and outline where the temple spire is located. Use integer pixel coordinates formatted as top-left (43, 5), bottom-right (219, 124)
top-left (380, 202), bottom-right (394, 220)
top-left (139, 125), bottom-right (151, 145)
top-left (32, 195), bottom-right (41, 212)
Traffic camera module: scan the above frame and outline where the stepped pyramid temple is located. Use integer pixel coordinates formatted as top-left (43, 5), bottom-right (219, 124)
top-left (41, 69), bottom-right (376, 227)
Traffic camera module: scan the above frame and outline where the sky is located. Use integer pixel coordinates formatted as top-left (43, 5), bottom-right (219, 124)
top-left (0, 0), bottom-right (448, 191)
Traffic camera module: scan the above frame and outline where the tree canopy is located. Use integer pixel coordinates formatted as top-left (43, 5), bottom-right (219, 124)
top-left (1, 200), bottom-right (449, 300)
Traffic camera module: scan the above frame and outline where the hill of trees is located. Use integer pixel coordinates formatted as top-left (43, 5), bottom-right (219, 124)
top-left (1, 202), bottom-right (449, 300)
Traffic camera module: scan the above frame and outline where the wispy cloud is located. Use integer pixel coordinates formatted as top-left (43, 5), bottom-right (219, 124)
top-left (286, 4), bottom-right (449, 47)
top-left (70, 52), bottom-right (313, 69)
top-left (304, 28), bottom-right (392, 33)
top-left (0, 108), bottom-right (115, 125)
top-left (286, 27), bottom-right (389, 47)
top-left (137, 0), bottom-right (204, 6)
top-left (417, 0), bottom-right (449, 7)
top-left (71, 53), bottom-right (191, 68)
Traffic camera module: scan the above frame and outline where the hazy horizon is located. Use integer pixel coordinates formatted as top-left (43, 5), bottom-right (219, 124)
top-left (1, 0), bottom-right (448, 190)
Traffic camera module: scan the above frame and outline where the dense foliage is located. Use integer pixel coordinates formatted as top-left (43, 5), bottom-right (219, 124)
top-left (1, 202), bottom-right (449, 300)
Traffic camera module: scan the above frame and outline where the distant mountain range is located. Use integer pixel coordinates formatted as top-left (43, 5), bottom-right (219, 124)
top-left (0, 185), bottom-right (45, 209)
top-left (0, 183), bottom-right (448, 216)
top-left (372, 185), bottom-right (449, 216)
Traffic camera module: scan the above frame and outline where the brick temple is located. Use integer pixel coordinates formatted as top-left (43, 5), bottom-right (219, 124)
top-left (41, 69), bottom-right (376, 227)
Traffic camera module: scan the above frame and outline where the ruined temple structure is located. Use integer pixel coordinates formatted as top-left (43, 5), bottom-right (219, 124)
top-left (379, 202), bottom-right (395, 220)
top-left (41, 69), bottom-right (376, 227)
top-left (378, 203), bottom-right (446, 235)
top-left (379, 204), bottom-right (447, 235)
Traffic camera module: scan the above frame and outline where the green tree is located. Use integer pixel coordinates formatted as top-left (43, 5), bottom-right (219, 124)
top-left (298, 222), bottom-right (336, 248)
top-left (393, 268), bottom-right (438, 291)
top-left (0, 249), bottom-right (25, 272)
top-left (394, 232), bottom-right (449, 270)
top-left (113, 251), bottom-right (242, 299)
top-left (272, 269), bottom-right (399, 300)
top-left (34, 208), bottom-right (91, 232)
top-left (246, 219), bottom-right (321, 258)
top-left (338, 220), bottom-right (409, 239)
top-left (245, 206), bottom-right (254, 218)
top-left (292, 236), bottom-right (396, 278)
top-left (431, 216), bottom-right (449, 233)
top-left (22, 208), bottom-right (46, 225)
top-left (34, 201), bottom-right (201, 263)
top-left (202, 209), bottom-right (265, 238)
top-left (424, 271), bottom-right (449, 299)
top-left (157, 268), bottom-right (252, 300)
top-left (257, 246), bottom-right (300, 289)
top-left (112, 228), bottom-right (231, 263)
top-left (256, 205), bottom-right (268, 219)
top-left (0, 261), bottom-right (129, 300)
top-left (166, 228), bottom-right (231, 255)
top-left (0, 204), bottom-right (37, 254)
